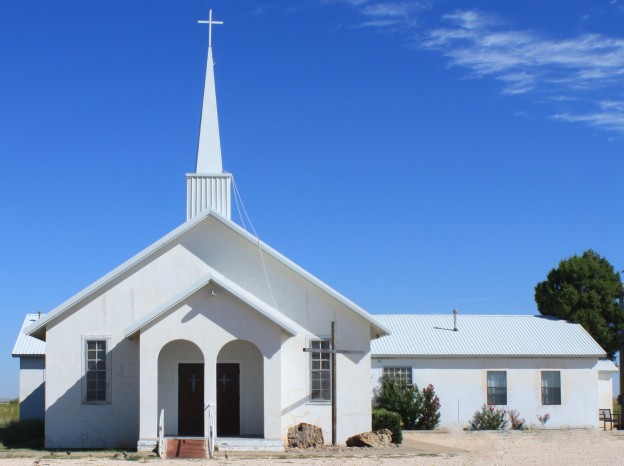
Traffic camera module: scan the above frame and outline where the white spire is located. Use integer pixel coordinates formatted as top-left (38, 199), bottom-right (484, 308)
top-left (196, 9), bottom-right (223, 173)
top-left (187, 10), bottom-right (232, 221)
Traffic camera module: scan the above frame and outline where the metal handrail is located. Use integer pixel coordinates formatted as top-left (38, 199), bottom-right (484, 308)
top-left (207, 402), bottom-right (215, 459)
top-left (158, 408), bottom-right (165, 458)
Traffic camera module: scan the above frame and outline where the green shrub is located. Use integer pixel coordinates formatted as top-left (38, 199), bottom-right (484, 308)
top-left (0, 419), bottom-right (45, 449)
top-left (415, 384), bottom-right (441, 430)
top-left (374, 376), bottom-right (422, 429)
top-left (372, 408), bottom-right (403, 444)
top-left (469, 404), bottom-right (508, 430)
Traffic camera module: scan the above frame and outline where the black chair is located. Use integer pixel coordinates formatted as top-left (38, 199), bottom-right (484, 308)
top-left (599, 409), bottom-right (620, 430)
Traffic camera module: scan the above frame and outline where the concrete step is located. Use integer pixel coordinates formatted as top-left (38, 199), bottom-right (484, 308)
top-left (216, 437), bottom-right (284, 452)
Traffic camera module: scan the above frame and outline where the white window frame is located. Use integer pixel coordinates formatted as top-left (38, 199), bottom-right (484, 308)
top-left (382, 367), bottom-right (413, 385)
top-left (486, 371), bottom-right (507, 405)
top-left (81, 336), bottom-right (112, 404)
top-left (308, 338), bottom-right (331, 403)
top-left (541, 371), bottom-right (561, 405)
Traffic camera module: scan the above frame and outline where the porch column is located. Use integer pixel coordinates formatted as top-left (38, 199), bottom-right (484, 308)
top-left (264, 349), bottom-right (281, 439)
top-left (203, 352), bottom-right (217, 437)
top-left (138, 335), bottom-right (159, 452)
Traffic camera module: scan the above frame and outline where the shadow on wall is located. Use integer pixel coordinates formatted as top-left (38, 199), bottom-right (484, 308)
top-left (44, 338), bottom-right (140, 450)
top-left (20, 383), bottom-right (45, 422)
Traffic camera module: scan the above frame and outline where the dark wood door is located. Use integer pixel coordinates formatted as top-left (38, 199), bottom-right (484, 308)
top-left (216, 363), bottom-right (240, 436)
top-left (178, 363), bottom-right (204, 436)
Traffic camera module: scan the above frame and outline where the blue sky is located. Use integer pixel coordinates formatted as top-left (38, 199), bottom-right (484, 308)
top-left (1, 0), bottom-right (622, 397)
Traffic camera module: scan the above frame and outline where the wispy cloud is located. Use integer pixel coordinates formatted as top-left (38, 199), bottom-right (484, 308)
top-left (333, 0), bottom-right (431, 29)
top-left (328, 2), bottom-right (624, 135)
top-left (552, 101), bottom-right (624, 133)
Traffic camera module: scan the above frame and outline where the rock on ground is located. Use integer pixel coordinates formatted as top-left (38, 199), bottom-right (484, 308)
top-left (287, 422), bottom-right (324, 448)
top-left (346, 429), bottom-right (393, 448)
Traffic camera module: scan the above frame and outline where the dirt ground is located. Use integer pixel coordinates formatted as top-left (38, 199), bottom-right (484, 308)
top-left (1, 429), bottom-right (624, 465)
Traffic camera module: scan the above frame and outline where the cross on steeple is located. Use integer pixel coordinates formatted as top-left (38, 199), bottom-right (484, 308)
top-left (198, 9), bottom-right (223, 48)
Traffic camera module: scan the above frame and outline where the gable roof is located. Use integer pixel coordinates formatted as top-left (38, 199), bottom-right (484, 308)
top-left (124, 270), bottom-right (299, 338)
top-left (27, 209), bottom-right (389, 340)
top-left (12, 314), bottom-right (46, 357)
top-left (371, 314), bottom-right (606, 358)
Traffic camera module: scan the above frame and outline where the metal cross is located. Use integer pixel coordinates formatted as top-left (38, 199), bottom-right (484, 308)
top-left (302, 321), bottom-right (364, 446)
top-left (219, 373), bottom-right (230, 393)
top-left (198, 9), bottom-right (224, 48)
top-left (188, 373), bottom-right (199, 394)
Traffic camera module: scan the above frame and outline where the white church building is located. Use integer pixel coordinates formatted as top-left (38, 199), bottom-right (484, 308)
top-left (12, 11), bottom-right (618, 453)
top-left (13, 13), bottom-right (389, 451)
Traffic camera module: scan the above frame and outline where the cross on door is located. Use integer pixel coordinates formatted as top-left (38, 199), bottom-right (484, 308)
top-left (219, 373), bottom-right (230, 393)
top-left (188, 373), bottom-right (200, 394)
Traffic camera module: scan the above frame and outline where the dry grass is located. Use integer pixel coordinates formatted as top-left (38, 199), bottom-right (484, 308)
top-left (0, 401), bottom-right (19, 428)
top-left (0, 400), bottom-right (44, 450)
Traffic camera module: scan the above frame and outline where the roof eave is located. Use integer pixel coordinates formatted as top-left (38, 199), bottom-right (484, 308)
top-left (124, 271), bottom-right (299, 339)
top-left (27, 208), bottom-right (383, 340)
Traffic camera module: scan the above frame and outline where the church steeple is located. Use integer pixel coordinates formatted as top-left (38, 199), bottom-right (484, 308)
top-left (186, 9), bottom-right (232, 220)
top-left (196, 10), bottom-right (223, 173)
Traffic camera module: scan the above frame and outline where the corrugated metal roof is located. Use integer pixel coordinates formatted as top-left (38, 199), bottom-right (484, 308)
top-left (371, 314), bottom-right (605, 358)
top-left (12, 314), bottom-right (45, 357)
top-left (595, 358), bottom-right (618, 372)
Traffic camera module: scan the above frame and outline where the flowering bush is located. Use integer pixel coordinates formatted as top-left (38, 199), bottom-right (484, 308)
top-left (415, 384), bottom-right (441, 430)
top-left (508, 409), bottom-right (525, 430)
top-left (469, 404), bottom-right (508, 430)
top-left (537, 413), bottom-right (550, 426)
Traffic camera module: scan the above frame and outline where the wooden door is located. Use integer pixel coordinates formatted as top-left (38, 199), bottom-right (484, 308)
top-left (178, 363), bottom-right (204, 436)
top-left (216, 363), bottom-right (240, 436)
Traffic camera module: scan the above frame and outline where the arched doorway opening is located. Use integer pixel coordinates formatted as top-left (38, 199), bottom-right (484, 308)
top-left (216, 340), bottom-right (264, 437)
top-left (158, 340), bottom-right (205, 436)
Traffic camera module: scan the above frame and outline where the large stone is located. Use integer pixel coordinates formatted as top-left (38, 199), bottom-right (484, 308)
top-left (346, 429), bottom-right (393, 448)
top-left (287, 423), bottom-right (324, 449)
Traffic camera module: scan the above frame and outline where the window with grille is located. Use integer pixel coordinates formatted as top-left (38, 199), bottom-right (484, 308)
top-left (310, 340), bottom-right (331, 401)
top-left (487, 371), bottom-right (507, 405)
top-left (84, 339), bottom-right (110, 403)
top-left (541, 371), bottom-right (561, 405)
top-left (383, 367), bottom-right (412, 385)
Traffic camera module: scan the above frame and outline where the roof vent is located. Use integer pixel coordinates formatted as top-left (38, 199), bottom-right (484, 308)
top-left (452, 308), bottom-right (458, 332)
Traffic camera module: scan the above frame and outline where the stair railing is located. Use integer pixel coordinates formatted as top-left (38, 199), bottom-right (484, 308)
top-left (206, 402), bottom-right (215, 459)
top-left (158, 408), bottom-right (165, 459)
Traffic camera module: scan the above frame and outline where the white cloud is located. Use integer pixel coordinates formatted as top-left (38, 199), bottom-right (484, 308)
top-left (418, 10), bottom-right (624, 133)
top-left (326, 2), bottom-right (624, 134)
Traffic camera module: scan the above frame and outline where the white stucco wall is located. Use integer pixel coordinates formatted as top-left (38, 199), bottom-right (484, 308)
top-left (371, 357), bottom-right (599, 429)
top-left (42, 217), bottom-right (375, 448)
top-left (598, 372), bottom-right (614, 411)
top-left (19, 357), bottom-right (45, 420)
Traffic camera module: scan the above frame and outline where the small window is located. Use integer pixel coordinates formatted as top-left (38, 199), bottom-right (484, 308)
top-left (487, 371), bottom-right (507, 405)
top-left (310, 340), bottom-right (331, 401)
top-left (83, 338), bottom-right (111, 403)
top-left (383, 367), bottom-right (412, 385)
top-left (541, 371), bottom-right (561, 405)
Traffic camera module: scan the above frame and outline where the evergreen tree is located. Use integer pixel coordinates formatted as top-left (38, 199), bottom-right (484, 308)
top-left (535, 250), bottom-right (623, 359)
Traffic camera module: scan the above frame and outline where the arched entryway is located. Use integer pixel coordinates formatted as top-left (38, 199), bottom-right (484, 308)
top-left (158, 340), bottom-right (205, 436)
top-left (216, 340), bottom-right (264, 437)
